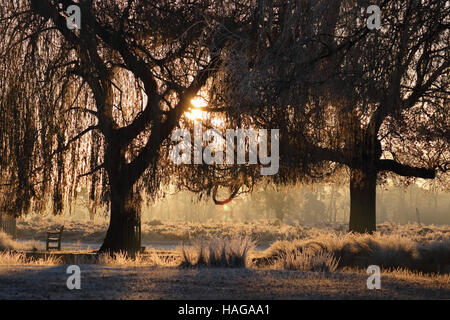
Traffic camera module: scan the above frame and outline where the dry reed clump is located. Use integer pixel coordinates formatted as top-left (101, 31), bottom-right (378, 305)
top-left (180, 236), bottom-right (256, 268)
top-left (0, 251), bottom-right (62, 265)
top-left (277, 250), bottom-right (340, 272)
top-left (259, 233), bottom-right (450, 273)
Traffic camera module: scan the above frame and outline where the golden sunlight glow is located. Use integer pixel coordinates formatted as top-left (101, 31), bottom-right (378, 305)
top-left (185, 94), bottom-right (225, 127)
top-left (191, 96), bottom-right (208, 108)
top-left (185, 96), bottom-right (208, 120)
top-left (185, 107), bottom-right (206, 120)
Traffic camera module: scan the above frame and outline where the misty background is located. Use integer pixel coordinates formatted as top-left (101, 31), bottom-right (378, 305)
top-left (65, 181), bottom-right (450, 226)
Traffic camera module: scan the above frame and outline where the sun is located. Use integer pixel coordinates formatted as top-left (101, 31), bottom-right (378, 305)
top-left (185, 95), bottom-right (225, 127)
top-left (185, 96), bottom-right (208, 120)
top-left (191, 96), bottom-right (208, 108)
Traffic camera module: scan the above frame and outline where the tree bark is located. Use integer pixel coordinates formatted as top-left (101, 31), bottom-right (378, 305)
top-left (98, 183), bottom-right (141, 253)
top-left (99, 142), bottom-right (141, 254)
top-left (349, 168), bottom-right (377, 233)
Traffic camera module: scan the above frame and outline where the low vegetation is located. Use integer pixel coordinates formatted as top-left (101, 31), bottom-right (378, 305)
top-left (275, 250), bottom-right (340, 272)
top-left (257, 233), bottom-right (450, 274)
top-left (0, 230), bottom-right (40, 251)
top-left (0, 251), bottom-right (62, 265)
top-left (3, 221), bottom-right (450, 274)
top-left (180, 236), bottom-right (255, 268)
top-left (16, 216), bottom-right (450, 243)
top-left (96, 251), bottom-right (176, 267)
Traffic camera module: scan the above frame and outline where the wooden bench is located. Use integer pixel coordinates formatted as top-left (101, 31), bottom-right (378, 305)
top-left (46, 226), bottom-right (64, 251)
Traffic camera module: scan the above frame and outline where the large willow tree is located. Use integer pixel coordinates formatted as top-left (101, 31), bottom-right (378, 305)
top-left (0, 0), bottom-right (254, 252)
top-left (212, 0), bottom-right (449, 233)
top-left (1, 0), bottom-right (448, 251)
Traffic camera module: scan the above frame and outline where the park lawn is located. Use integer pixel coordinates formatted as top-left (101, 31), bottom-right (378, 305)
top-left (0, 264), bottom-right (448, 300)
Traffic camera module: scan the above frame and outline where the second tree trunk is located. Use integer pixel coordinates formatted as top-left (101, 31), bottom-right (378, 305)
top-left (349, 168), bottom-right (377, 233)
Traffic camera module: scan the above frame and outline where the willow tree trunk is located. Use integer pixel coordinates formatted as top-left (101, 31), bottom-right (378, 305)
top-left (99, 185), bottom-right (141, 253)
top-left (349, 168), bottom-right (377, 233)
top-left (99, 144), bottom-right (141, 254)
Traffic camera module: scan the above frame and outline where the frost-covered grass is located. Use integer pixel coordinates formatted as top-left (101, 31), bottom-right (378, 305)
top-left (96, 251), bottom-right (177, 267)
top-left (0, 265), bottom-right (448, 299)
top-left (1, 230), bottom-right (60, 265)
top-left (0, 249), bottom-right (176, 267)
top-left (0, 230), bottom-right (20, 250)
top-left (258, 233), bottom-right (450, 273)
top-left (0, 230), bottom-right (40, 251)
top-left (180, 236), bottom-right (255, 268)
top-left (0, 251), bottom-right (62, 265)
top-left (275, 250), bottom-right (340, 272)
top-left (7, 218), bottom-right (450, 273)
top-left (16, 216), bottom-right (450, 243)
top-left (2, 218), bottom-right (449, 299)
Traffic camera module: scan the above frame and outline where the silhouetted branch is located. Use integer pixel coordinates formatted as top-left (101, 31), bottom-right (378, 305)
top-left (377, 160), bottom-right (436, 179)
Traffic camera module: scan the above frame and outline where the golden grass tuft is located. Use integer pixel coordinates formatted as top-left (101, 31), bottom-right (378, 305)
top-left (259, 232), bottom-right (450, 273)
top-left (0, 251), bottom-right (62, 265)
top-left (180, 236), bottom-right (256, 268)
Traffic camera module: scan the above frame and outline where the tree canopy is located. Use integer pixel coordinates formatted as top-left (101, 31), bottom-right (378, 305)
top-left (0, 0), bottom-right (448, 250)
top-left (212, 0), bottom-right (449, 232)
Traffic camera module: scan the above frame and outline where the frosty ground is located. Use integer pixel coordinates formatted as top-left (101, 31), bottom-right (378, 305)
top-left (1, 220), bottom-right (450, 299)
top-left (1, 265), bottom-right (449, 299)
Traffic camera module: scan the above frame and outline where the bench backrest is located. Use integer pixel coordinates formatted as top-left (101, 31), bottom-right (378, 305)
top-left (48, 226), bottom-right (64, 237)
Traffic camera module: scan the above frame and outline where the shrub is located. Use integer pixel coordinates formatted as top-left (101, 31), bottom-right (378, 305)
top-left (180, 236), bottom-right (255, 268)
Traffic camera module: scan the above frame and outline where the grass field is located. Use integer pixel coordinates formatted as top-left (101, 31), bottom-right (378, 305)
top-left (1, 220), bottom-right (449, 299)
top-left (15, 217), bottom-right (450, 243)
top-left (0, 265), bottom-right (448, 299)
